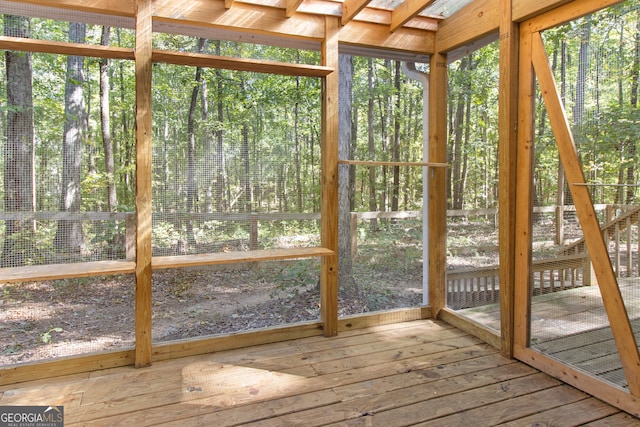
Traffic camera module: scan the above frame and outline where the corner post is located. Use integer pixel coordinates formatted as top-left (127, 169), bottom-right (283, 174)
top-left (428, 52), bottom-right (447, 317)
top-left (498, 0), bottom-right (519, 358)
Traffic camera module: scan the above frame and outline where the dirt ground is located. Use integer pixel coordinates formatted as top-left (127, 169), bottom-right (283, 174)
top-left (0, 261), bottom-right (422, 366)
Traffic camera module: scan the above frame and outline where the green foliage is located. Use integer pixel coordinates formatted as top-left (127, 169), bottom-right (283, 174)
top-left (39, 327), bottom-right (63, 344)
top-left (272, 261), bottom-right (317, 297)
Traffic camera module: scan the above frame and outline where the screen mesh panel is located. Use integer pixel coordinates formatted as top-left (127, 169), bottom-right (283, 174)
top-left (444, 40), bottom-right (500, 330)
top-left (1, 15), bottom-right (136, 364)
top-left (530, 0), bottom-right (640, 390)
top-left (150, 52), bottom-right (323, 340)
top-left (337, 55), bottom-right (428, 316)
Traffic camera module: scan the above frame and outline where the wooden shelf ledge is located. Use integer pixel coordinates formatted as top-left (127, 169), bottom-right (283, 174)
top-left (0, 248), bottom-right (333, 283)
top-left (0, 260), bottom-right (136, 284)
top-left (338, 159), bottom-right (448, 167)
top-left (152, 247), bottom-right (334, 270)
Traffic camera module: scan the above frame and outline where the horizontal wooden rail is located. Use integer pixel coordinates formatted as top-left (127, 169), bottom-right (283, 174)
top-left (0, 37), bottom-right (332, 78)
top-left (0, 260), bottom-right (136, 284)
top-left (338, 159), bottom-right (447, 167)
top-left (153, 50), bottom-right (333, 77)
top-left (0, 247), bottom-right (333, 283)
top-left (0, 36), bottom-right (135, 59)
top-left (152, 247), bottom-right (333, 269)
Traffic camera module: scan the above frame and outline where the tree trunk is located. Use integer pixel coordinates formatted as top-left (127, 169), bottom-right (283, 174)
top-left (626, 14), bottom-right (640, 205)
top-left (185, 38), bottom-right (206, 247)
top-left (391, 60), bottom-right (401, 213)
top-left (100, 26), bottom-right (117, 213)
top-left (338, 54), bottom-right (362, 301)
top-left (294, 74), bottom-right (303, 212)
top-left (2, 15), bottom-right (35, 267)
top-left (367, 58), bottom-right (378, 230)
top-left (450, 56), bottom-right (469, 210)
top-left (54, 22), bottom-right (86, 254)
top-left (214, 41), bottom-right (227, 213)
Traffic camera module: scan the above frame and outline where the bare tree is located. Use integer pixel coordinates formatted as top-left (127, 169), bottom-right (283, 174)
top-left (2, 15), bottom-right (34, 267)
top-left (54, 22), bottom-right (87, 253)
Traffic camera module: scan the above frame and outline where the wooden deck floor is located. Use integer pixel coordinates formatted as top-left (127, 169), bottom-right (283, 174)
top-left (1, 319), bottom-right (638, 426)
top-left (459, 278), bottom-right (640, 391)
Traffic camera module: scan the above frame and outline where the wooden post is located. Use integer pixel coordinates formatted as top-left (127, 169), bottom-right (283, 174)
top-left (498, 0), bottom-right (518, 358)
top-left (428, 52), bottom-right (447, 317)
top-left (350, 212), bottom-right (358, 260)
top-left (513, 27), bottom-right (535, 353)
top-left (250, 213), bottom-right (258, 250)
top-left (125, 213), bottom-right (136, 261)
top-left (320, 16), bottom-right (339, 337)
top-left (134, 0), bottom-right (153, 368)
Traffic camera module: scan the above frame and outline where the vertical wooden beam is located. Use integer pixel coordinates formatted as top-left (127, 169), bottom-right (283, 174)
top-left (498, 0), bottom-right (518, 358)
top-left (428, 52), bottom-right (447, 317)
top-left (513, 26), bottom-right (534, 354)
top-left (135, 0), bottom-right (153, 367)
top-left (320, 16), bottom-right (339, 337)
top-left (531, 32), bottom-right (640, 395)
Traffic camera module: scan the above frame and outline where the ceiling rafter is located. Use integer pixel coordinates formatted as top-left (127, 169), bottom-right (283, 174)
top-left (286, 0), bottom-right (305, 17)
top-left (391, 0), bottom-right (437, 32)
top-left (341, 0), bottom-right (372, 25)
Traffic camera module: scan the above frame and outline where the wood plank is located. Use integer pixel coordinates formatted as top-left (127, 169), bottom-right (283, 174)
top-left (151, 247), bottom-right (333, 270)
top-left (153, 389), bottom-right (341, 427)
top-left (307, 334), bottom-right (484, 376)
top-left (152, 50), bottom-right (333, 77)
top-left (0, 320), bottom-right (629, 425)
top-left (497, 0), bottom-right (518, 359)
top-left (531, 31), bottom-right (640, 395)
top-left (496, 397), bottom-right (626, 426)
top-left (0, 36), bottom-right (134, 59)
top-left (436, 0), bottom-right (499, 53)
top-left (338, 21), bottom-right (435, 55)
top-left (4, 0), bottom-right (136, 17)
top-left (320, 16), bottom-right (340, 337)
top-left (330, 353), bottom-right (518, 400)
top-left (0, 260), bottom-right (134, 284)
top-left (134, 0), bottom-right (154, 368)
top-left (513, 25), bottom-right (535, 352)
top-left (586, 412), bottom-right (640, 426)
top-left (0, 350), bottom-right (135, 386)
top-left (439, 307), bottom-right (501, 349)
top-left (339, 306), bottom-right (430, 330)
top-left (390, 0), bottom-right (436, 33)
top-left (521, 0), bottom-right (626, 33)
top-left (318, 372), bottom-right (560, 426)
top-left (338, 159), bottom-right (447, 167)
top-left (418, 385), bottom-right (591, 426)
top-left (153, 0), bottom-right (325, 41)
top-left (428, 51), bottom-right (448, 316)
top-left (285, 0), bottom-right (304, 17)
top-left (341, 0), bottom-right (371, 25)
top-left (515, 345), bottom-right (640, 417)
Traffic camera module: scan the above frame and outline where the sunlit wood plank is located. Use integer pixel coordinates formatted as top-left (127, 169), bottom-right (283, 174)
top-left (134, 0), bottom-right (154, 369)
top-left (341, 0), bottom-right (371, 25)
top-left (286, 0), bottom-right (304, 17)
top-left (390, 0), bottom-right (435, 32)
top-left (152, 50), bottom-right (333, 76)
